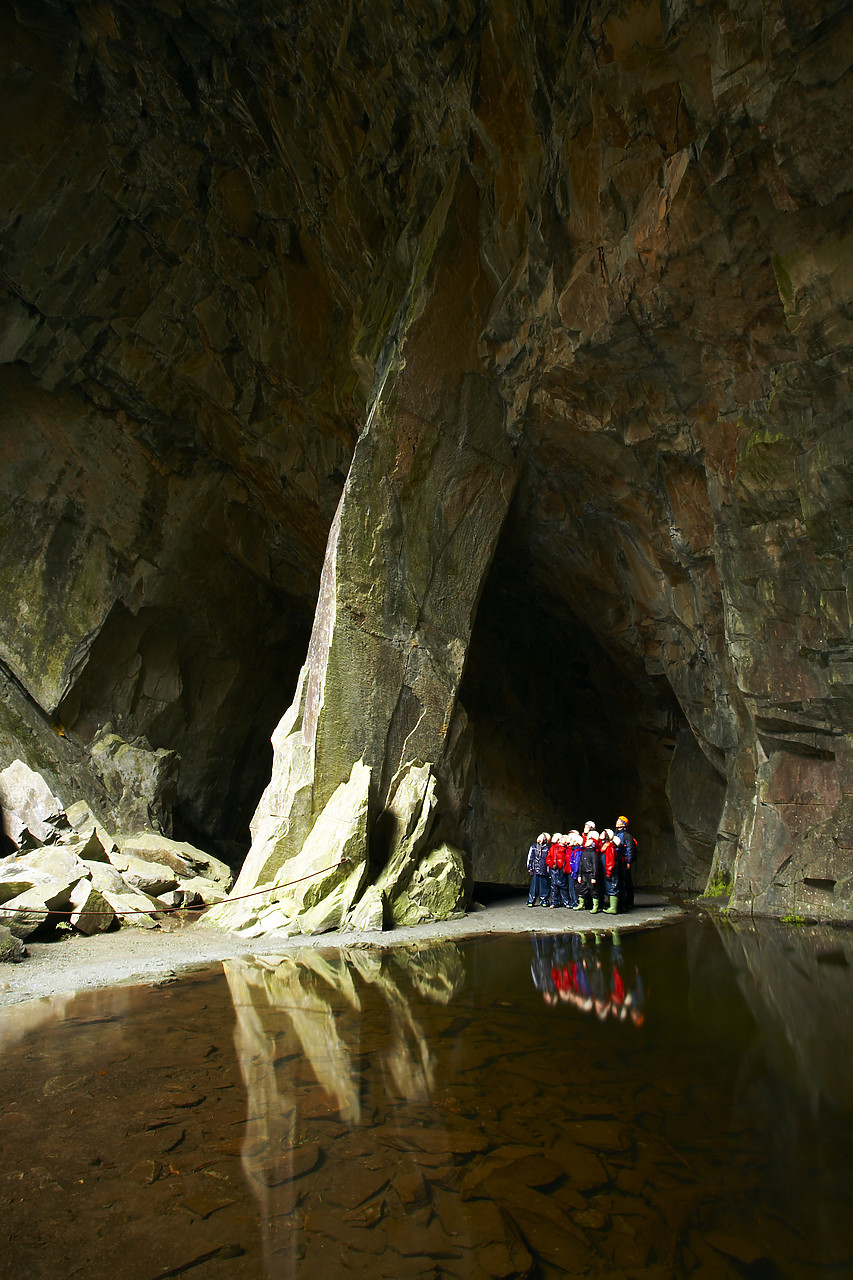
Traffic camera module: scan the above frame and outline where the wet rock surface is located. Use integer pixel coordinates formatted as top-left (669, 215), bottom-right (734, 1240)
top-left (0, 0), bottom-right (850, 919)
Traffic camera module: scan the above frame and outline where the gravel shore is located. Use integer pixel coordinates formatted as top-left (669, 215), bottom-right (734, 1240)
top-left (0, 891), bottom-right (683, 1008)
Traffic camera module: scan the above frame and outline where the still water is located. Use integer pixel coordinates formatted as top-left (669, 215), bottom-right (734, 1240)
top-left (3, 918), bottom-right (853, 1279)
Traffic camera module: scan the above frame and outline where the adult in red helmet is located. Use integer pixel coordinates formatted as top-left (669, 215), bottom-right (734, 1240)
top-left (613, 815), bottom-right (636, 911)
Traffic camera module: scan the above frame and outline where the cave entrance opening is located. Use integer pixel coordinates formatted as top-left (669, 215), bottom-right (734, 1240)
top-left (459, 547), bottom-right (683, 891)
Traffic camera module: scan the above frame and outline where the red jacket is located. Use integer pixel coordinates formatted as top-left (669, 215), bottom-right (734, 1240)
top-left (602, 839), bottom-right (617, 876)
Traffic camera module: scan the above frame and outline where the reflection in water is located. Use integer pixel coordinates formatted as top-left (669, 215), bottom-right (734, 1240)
top-left (711, 917), bottom-right (853, 1112)
top-left (4, 922), bottom-right (853, 1277)
top-left (224, 941), bottom-right (464, 1276)
top-left (530, 930), bottom-right (646, 1024)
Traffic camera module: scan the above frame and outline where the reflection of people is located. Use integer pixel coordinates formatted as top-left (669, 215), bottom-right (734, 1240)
top-left (530, 930), bottom-right (646, 1025)
top-left (531, 934), bottom-right (555, 1000)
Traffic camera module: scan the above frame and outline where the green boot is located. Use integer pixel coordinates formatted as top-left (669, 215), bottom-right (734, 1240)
top-left (590, 898), bottom-right (600, 914)
top-left (605, 895), bottom-right (619, 915)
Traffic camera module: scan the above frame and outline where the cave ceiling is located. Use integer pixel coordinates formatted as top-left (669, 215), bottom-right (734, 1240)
top-left (0, 0), bottom-right (851, 917)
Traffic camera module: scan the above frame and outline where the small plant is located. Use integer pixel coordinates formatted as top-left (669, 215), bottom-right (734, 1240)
top-left (781, 912), bottom-right (806, 926)
top-left (706, 871), bottom-right (732, 898)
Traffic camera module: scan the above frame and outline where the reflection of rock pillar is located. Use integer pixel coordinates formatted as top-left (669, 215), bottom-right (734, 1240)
top-left (216, 176), bottom-right (522, 925)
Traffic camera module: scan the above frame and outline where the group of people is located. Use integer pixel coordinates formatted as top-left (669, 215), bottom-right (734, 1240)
top-left (526, 817), bottom-right (636, 915)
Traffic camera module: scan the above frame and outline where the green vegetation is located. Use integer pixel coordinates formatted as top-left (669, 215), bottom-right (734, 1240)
top-left (706, 869), bottom-right (732, 897)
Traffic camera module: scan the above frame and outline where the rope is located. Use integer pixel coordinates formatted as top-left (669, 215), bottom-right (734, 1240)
top-left (0, 857), bottom-right (351, 921)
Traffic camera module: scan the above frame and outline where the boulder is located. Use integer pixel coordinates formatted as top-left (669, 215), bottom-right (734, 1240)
top-left (88, 729), bottom-right (178, 836)
top-left (118, 831), bottom-right (232, 888)
top-left (178, 876), bottom-right (229, 906)
top-left (22, 845), bottom-right (92, 884)
top-left (347, 884), bottom-right (385, 932)
top-left (209, 760), bottom-right (371, 935)
top-left (62, 804), bottom-right (116, 861)
top-left (69, 879), bottom-right (114, 934)
top-left (85, 861), bottom-right (160, 928)
top-left (389, 842), bottom-right (467, 926)
top-left (106, 851), bottom-right (179, 896)
top-left (1, 877), bottom-right (81, 938)
top-left (0, 925), bottom-right (27, 962)
top-left (374, 761), bottom-right (438, 910)
top-left (0, 760), bottom-right (69, 847)
top-left (0, 858), bottom-right (53, 904)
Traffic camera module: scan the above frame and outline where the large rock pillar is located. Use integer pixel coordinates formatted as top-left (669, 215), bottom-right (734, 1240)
top-left (210, 191), bottom-right (521, 934)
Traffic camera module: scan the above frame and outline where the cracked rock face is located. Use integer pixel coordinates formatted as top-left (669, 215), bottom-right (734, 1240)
top-left (0, 0), bottom-right (851, 922)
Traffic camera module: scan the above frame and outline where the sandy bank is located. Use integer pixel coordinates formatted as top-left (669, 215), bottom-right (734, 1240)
top-left (0, 891), bottom-right (683, 1008)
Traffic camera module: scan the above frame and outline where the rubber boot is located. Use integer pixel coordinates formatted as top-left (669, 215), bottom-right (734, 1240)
top-left (590, 897), bottom-right (600, 914)
top-left (605, 895), bottom-right (619, 915)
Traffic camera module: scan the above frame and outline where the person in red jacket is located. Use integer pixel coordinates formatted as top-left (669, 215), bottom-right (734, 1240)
top-left (547, 833), bottom-right (570, 908)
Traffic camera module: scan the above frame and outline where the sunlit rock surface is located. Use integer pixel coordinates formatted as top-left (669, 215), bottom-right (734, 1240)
top-left (0, 0), bottom-right (851, 920)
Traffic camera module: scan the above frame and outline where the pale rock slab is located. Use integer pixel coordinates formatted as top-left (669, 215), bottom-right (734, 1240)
top-left (85, 861), bottom-right (160, 928)
top-left (390, 842), bottom-right (467, 926)
top-left (346, 884), bottom-right (385, 932)
top-left (375, 761), bottom-right (438, 920)
top-left (0, 858), bottom-right (53, 904)
top-left (0, 760), bottom-right (69, 847)
top-left (209, 760), bottom-right (370, 935)
top-left (22, 845), bottom-right (92, 885)
top-left (118, 831), bottom-right (232, 888)
top-left (107, 850), bottom-right (178, 896)
top-left (178, 876), bottom-right (229, 906)
top-left (1, 877), bottom-right (81, 938)
top-left (69, 879), bottom-right (114, 934)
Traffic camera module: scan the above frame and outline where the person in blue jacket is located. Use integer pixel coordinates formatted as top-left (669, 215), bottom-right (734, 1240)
top-left (526, 832), bottom-right (552, 907)
top-left (613, 816), bottom-right (637, 911)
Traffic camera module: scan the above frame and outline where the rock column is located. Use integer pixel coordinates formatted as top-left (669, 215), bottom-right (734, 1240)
top-left (210, 193), bottom-right (521, 935)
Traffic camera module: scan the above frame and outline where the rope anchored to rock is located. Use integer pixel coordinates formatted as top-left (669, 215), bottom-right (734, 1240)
top-left (0, 856), bottom-right (352, 921)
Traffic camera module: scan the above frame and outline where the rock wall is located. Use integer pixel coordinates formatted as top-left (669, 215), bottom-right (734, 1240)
top-left (0, 0), bottom-right (851, 920)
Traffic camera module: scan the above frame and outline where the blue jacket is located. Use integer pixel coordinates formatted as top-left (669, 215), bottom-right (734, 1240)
top-left (527, 840), bottom-right (550, 875)
top-left (615, 829), bottom-right (636, 864)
